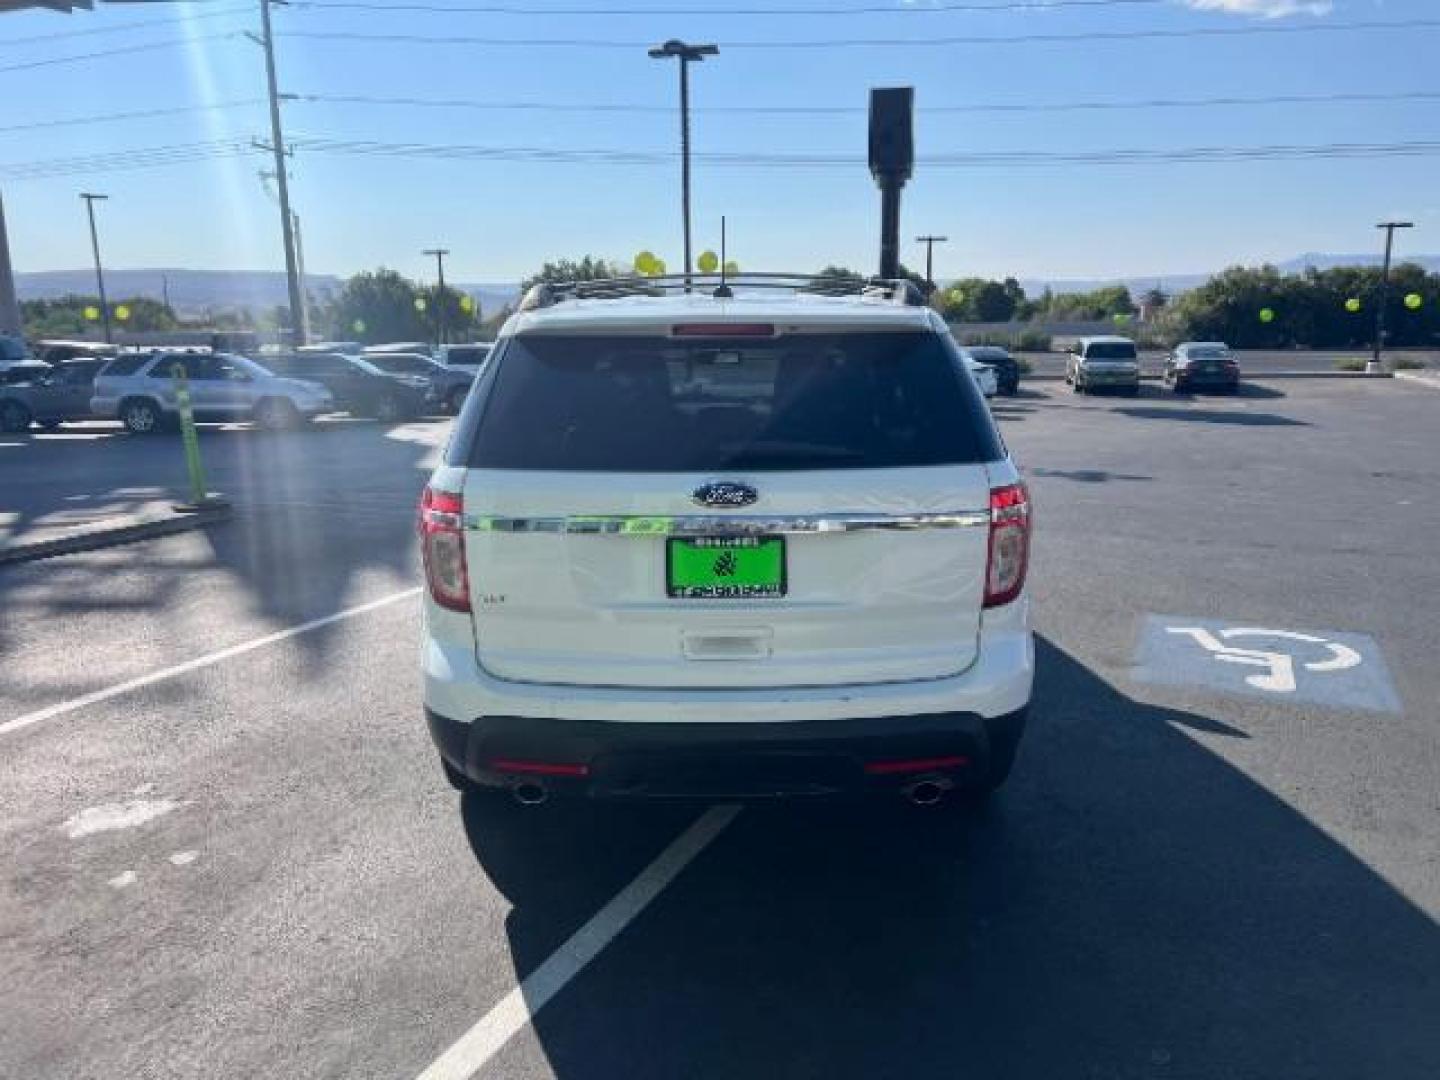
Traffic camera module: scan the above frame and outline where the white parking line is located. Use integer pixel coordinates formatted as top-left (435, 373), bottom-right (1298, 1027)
top-left (414, 804), bottom-right (742, 1080)
top-left (0, 587), bottom-right (421, 738)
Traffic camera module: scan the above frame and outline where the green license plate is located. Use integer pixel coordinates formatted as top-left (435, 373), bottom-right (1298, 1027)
top-left (667, 537), bottom-right (786, 599)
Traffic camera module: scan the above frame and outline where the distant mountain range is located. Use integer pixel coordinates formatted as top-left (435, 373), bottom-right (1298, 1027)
top-left (1019, 253), bottom-right (1440, 299)
top-left (14, 268), bottom-right (519, 321)
top-left (16, 254), bottom-right (1440, 316)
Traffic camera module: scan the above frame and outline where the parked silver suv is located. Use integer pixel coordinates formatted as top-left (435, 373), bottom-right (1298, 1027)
top-left (91, 351), bottom-right (333, 433)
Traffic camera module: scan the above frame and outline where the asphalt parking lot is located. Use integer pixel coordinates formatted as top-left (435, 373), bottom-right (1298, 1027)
top-left (3, 380), bottom-right (1438, 1080)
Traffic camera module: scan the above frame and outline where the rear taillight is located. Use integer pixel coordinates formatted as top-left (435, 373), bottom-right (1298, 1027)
top-left (419, 486), bottom-right (470, 612)
top-left (984, 482), bottom-right (1030, 609)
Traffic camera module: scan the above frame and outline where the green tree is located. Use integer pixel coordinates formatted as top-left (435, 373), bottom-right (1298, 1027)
top-left (417, 284), bottom-right (481, 344)
top-left (22, 294), bottom-right (177, 337)
top-left (940, 277), bottom-right (1019, 322)
top-left (330, 268), bottom-right (425, 344)
top-left (520, 256), bottom-right (617, 293)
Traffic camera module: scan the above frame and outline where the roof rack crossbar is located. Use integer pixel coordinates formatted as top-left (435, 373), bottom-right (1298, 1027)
top-left (517, 272), bottom-right (926, 312)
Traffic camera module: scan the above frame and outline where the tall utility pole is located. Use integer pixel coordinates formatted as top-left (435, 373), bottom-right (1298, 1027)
top-left (0, 190), bottom-right (21, 338)
top-left (916, 234), bottom-right (948, 298)
top-left (1371, 220), bottom-right (1414, 373)
top-left (423, 248), bottom-right (449, 346)
top-left (161, 272), bottom-right (171, 312)
top-left (648, 39), bottom-right (718, 290)
top-left (79, 192), bottom-right (111, 344)
top-left (258, 0), bottom-right (304, 347)
top-left (291, 211), bottom-right (311, 343)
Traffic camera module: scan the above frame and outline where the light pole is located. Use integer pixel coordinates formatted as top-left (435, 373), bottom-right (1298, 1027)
top-left (424, 247), bottom-right (450, 346)
top-left (916, 234), bottom-right (948, 298)
top-left (648, 39), bottom-right (717, 289)
top-left (79, 192), bottom-right (111, 344)
top-left (1371, 220), bottom-right (1414, 373)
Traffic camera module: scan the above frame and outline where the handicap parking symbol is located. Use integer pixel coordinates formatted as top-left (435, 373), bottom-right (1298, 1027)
top-left (1133, 616), bottom-right (1401, 713)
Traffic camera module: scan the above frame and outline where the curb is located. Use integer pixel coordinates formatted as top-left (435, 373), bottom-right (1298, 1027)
top-left (0, 505), bottom-right (233, 567)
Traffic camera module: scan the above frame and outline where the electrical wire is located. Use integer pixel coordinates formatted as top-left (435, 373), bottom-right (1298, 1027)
top-left (274, 17), bottom-right (1440, 50)
top-left (0, 3), bottom-right (252, 48)
top-left (9, 135), bottom-right (1440, 181)
top-left (293, 88), bottom-right (1440, 117)
top-left (9, 88), bottom-right (1436, 138)
top-left (287, 0), bottom-right (1171, 15)
top-left (0, 99), bottom-right (265, 136)
top-left (0, 32), bottom-right (239, 75)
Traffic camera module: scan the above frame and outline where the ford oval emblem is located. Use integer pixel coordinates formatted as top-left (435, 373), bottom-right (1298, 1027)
top-left (692, 480), bottom-right (758, 509)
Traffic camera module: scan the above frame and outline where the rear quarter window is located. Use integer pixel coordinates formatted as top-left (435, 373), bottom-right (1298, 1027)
top-left (98, 355), bottom-right (150, 377)
top-left (456, 330), bottom-right (1003, 471)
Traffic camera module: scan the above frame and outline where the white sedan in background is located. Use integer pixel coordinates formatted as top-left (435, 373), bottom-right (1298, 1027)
top-left (962, 353), bottom-right (998, 398)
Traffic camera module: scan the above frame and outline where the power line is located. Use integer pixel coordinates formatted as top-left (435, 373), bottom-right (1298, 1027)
top-left (0, 3), bottom-right (251, 48)
top-left (9, 87), bottom-right (1437, 138)
top-left (0, 32), bottom-right (238, 75)
top-left (0, 99), bottom-right (264, 136)
top-left (288, 0), bottom-right (1170, 15)
top-left (293, 88), bottom-right (1440, 117)
top-left (11, 136), bottom-right (1440, 181)
top-left (274, 18), bottom-right (1440, 50)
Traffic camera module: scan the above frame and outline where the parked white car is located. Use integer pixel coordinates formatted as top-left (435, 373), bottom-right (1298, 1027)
top-left (420, 274), bottom-right (1034, 810)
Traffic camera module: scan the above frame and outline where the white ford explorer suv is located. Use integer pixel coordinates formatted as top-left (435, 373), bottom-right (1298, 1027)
top-left (420, 274), bottom-right (1033, 808)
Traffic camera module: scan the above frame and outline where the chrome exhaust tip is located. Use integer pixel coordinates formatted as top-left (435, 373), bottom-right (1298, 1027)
top-left (903, 776), bottom-right (953, 807)
top-left (512, 781), bottom-right (549, 806)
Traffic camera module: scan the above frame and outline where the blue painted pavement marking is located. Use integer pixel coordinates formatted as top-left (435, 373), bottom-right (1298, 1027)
top-left (1133, 615), bottom-right (1401, 714)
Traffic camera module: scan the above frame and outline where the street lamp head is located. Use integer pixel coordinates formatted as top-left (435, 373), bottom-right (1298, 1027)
top-left (1377, 221), bottom-right (1415, 229)
top-left (649, 39), bottom-right (718, 61)
top-left (79, 192), bottom-right (109, 201)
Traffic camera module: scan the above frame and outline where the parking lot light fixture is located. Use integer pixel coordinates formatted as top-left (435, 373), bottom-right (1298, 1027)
top-left (648, 39), bottom-right (718, 291)
top-left (1371, 221), bottom-right (1414, 373)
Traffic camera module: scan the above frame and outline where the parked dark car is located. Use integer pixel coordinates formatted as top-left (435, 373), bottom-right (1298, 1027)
top-left (0, 358), bottom-right (110, 431)
top-left (260, 352), bottom-right (428, 421)
top-left (362, 351), bottom-right (475, 414)
top-left (1, 362), bottom-right (54, 387)
top-left (32, 340), bottom-right (118, 367)
top-left (1164, 341), bottom-right (1241, 393)
top-left (962, 345), bottom-right (1021, 395)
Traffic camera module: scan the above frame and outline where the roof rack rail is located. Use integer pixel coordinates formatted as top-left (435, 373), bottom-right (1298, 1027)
top-left (516, 272), bottom-right (927, 313)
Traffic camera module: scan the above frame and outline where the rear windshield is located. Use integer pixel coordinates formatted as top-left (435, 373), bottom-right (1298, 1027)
top-left (446, 347), bottom-right (490, 366)
top-left (1085, 342), bottom-right (1137, 360)
top-left (463, 331), bottom-right (1002, 472)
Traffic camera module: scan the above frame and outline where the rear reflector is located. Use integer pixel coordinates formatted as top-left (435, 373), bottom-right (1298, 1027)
top-left (671, 323), bottom-right (776, 338)
top-left (864, 755), bottom-right (970, 776)
top-left (488, 759), bottom-right (591, 777)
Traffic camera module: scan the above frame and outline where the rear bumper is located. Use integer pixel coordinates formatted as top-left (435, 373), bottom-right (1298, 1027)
top-left (423, 598), bottom-right (1033, 797)
top-left (428, 705), bottom-right (1027, 799)
top-left (1174, 369), bottom-right (1240, 387)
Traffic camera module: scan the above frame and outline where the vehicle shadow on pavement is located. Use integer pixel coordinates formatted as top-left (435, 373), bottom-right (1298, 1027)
top-left (1116, 405), bottom-right (1307, 427)
top-left (0, 423), bottom-right (438, 698)
top-left (463, 635), bottom-right (1440, 1079)
top-left (1029, 467), bottom-right (1153, 484)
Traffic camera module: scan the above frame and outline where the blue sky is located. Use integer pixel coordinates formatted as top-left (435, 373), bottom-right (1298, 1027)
top-left (1, 0), bottom-right (1435, 286)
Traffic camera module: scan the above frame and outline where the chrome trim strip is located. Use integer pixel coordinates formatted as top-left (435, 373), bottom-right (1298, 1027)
top-left (464, 510), bottom-right (990, 536)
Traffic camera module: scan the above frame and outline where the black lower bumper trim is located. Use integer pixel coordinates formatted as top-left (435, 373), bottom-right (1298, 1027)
top-left (426, 706), bottom-right (1028, 800)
